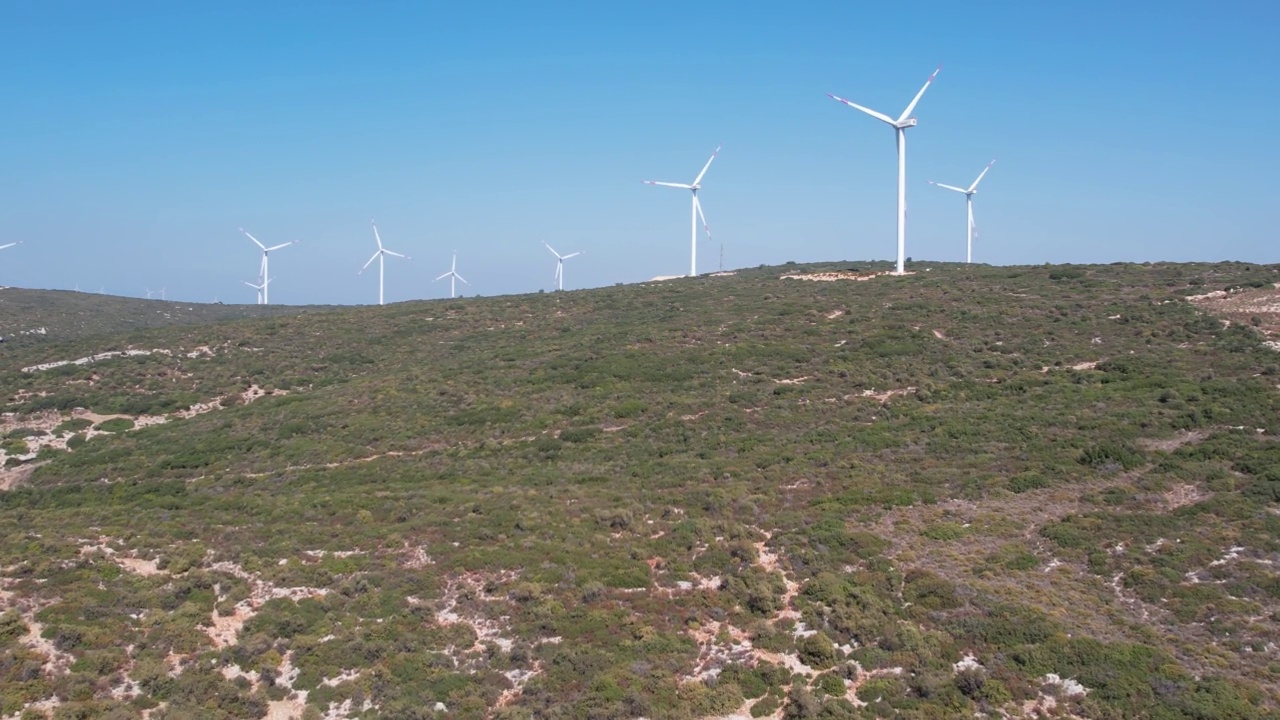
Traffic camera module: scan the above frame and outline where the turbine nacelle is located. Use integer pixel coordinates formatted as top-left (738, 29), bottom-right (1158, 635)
top-left (897, 117), bottom-right (918, 129)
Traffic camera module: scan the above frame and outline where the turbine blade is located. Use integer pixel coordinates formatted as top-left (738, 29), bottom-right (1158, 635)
top-left (897, 65), bottom-right (941, 123)
top-left (561, 252), bottom-right (581, 260)
top-left (435, 272), bottom-right (450, 281)
top-left (0, 242), bottom-right (18, 250)
top-left (371, 220), bottom-right (384, 250)
top-left (644, 181), bottom-right (694, 189)
top-left (968, 159), bottom-right (996, 193)
top-left (455, 273), bottom-right (469, 285)
top-left (695, 196), bottom-right (712, 242)
top-left (827, 94), bottom-right (895, 124)
top-left (384, 249), bottom-right (409, 259)
top-left (928, 181), bottom-right (968, 193)
top-left (360, 251), bottom-right (380, 272)
top-left (265, 242), bottom-right (293, 252)
top-left (692, 145), bottom-right (721, 186)
top-left (543, 241), bottom-right (562, 258)
top-left (240, 228), bottom-right (267, 251)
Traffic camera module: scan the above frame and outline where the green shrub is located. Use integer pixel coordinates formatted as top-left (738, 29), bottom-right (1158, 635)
top-left (921, 522), bottom-right (968, 541)
top-left (94, 418), bottom-right (135, 433)
top-left (797, 632), bottom-right (839, 670)
top-left (1008, 473), bottom-right (1049, 493)
top-left (560, 426), bottom-right (602, 443)
top-left (54, 418), bottom-right (93, 434)
top-left (611, 400), bottom-right (647, 418)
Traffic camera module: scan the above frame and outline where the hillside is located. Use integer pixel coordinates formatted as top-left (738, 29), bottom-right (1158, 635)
top-left (0, 288), bottom-right (337, 352)
top-left (2, 260), bottom-right (1280, 720)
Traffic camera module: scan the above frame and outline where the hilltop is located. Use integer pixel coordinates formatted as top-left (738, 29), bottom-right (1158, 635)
top-left (2, 260), bottom-right (1280, 719)
top-left (0, 288), bottom-right (338, 352)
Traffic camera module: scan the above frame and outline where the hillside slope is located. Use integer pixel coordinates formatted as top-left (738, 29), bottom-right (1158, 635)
top-left (0, 288), bottom-right (337, 352)
top-left (2, 260), bottom-right (1280, 719)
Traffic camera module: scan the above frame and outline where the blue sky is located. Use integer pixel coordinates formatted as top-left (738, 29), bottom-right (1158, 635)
top-left (1, 1), bottom-right (1277, 304)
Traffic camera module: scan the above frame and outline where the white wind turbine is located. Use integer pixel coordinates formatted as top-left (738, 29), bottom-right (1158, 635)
top-left (239, 228), bottom-right (295, 305)
top-left (828, 66), bottom-right (940, 275)
top-left (435, 252), bottom-right (468, 298)
top-left (543, 241), bottom-right (581, 291)
top-left (929, 160), bottom-right (995, 264)
top-left (360, 220), bottom-right (410, 306)
top-left (243, 275), bottom-right (272, 305)
top-left (644, 145), bottom-right (720, 277)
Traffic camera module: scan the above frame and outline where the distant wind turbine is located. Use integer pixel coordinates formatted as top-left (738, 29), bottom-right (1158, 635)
top-left (644, 145), bottom-right (720, 277)
top-left (828, 66), bottom-right (940, 275)
top-left (543, 241), bottom-right (581, 291)
top-left (360, 220), bottom-right (410, 306)
top-left (929, 160), bottom-right (995, 264)
top-left (239, 228), bottom-right (295, 305)
top-left (243, 276), bottom-right (272, 305)
top-left (435, 252), bottom-right (468, 298)
top-left (145, 287), bottom-right (166, 301)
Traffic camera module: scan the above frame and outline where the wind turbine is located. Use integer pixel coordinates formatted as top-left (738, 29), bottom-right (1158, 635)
top-left (644, 145), bottom-right (719, 277)
top-left (243, 277), bottom-right (271, 305)
top-left (929, 160), bottom-right (995, 264)
top-left (543, 241), bottom-right (581, 291)
top-left (828, 66), bottom-right (940, 275)
top-left (145, 287), bottom-right (166, 301)
top-left (239, 228), bottom-right (295, 305)
top-left (360, 220), bottom-right (410, 306)
top-left (435, 252), bottom-right (468, 298)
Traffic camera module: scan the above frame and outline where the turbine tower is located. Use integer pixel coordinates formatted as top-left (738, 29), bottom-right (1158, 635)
top-left (435, 252), bottom-right (468, 298)
top-left (543, 241), bottom-right (581, 291)
top-left (239, 228), bottom-right (295, 304)
top-left (360, 220), bottom-right (410, 306)
top-left (643, 145), bottom-right (719, 277)
top-left (828, 66), bottom-right (940, 275)
top-left (929, 160), bottom-right (995, 264)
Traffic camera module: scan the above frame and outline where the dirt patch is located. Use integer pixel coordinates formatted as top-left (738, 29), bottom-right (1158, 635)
top-left (831, 387), bottom-right (917, 404)
top-left (0, 463), bottom-right (38, 491)
top-left (1162, 483), bottom-right (1210, 510)
top-left (79, 540), bottom-right (165, 577)
top-left (1188, 283), bottom-right (1280, 345)
top-left (1135, 430), bottom-right (1207, 453)
top-left (780, 270), bottom-right (914, 282)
